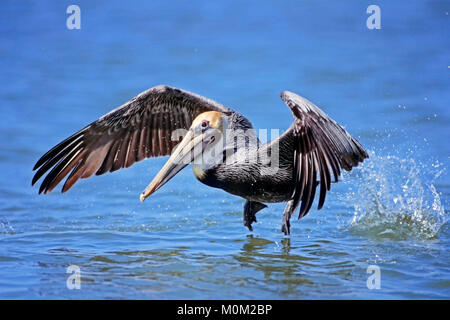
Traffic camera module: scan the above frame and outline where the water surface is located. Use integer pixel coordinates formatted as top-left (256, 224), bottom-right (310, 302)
top-left (0, 0), bottom-right (449, 299)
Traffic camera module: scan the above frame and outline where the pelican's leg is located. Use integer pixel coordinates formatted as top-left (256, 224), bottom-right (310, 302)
top-left (281, 200), bottom-right (296, 235)
top-left (243, 200), bottom-right (267, 231)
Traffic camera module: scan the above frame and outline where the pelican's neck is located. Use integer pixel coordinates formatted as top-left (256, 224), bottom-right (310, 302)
top-left (192, 164), bottom-right (207, 181)
top-left (191, 133), bottom-right (225, 181)
top-left (192, 115), bottom-right (260, 183)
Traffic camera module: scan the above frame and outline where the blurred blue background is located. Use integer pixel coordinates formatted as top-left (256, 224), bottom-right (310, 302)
top-left (0, 0), bottom-right (448, 299)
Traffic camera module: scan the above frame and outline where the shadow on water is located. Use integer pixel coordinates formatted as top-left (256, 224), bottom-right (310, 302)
top-left (234, 236), bottom-right (315, 284)
top-left (42, 233), bottom-right (360, 298)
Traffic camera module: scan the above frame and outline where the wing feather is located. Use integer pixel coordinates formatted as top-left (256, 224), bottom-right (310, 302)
top-left (32, 85), bottom-right (232, 194)
top-left (279, 91), bottom-right (368, 219)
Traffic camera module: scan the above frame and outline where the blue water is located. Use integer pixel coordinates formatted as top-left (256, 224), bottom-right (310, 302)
top-left (0, 0), bottom-right (449, 299)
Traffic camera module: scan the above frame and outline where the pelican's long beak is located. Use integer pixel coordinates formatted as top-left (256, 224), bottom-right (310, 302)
top-left (139, 130), bottom-right (208, 202)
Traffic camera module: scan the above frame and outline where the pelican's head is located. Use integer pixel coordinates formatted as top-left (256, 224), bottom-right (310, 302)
top-left (139, 111), bottom-right (226, 202)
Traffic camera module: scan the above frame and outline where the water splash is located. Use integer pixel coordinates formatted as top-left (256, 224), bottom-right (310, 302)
top-left (342, 151), bottom-right (447, 240)
top-left (0, 219), bottom-right (15, 235)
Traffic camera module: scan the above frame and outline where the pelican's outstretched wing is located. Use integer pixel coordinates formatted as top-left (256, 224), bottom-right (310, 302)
top-left (32, 85), bottom-right (232, 194)
top-left (275, 91), bottom-right (368, 219)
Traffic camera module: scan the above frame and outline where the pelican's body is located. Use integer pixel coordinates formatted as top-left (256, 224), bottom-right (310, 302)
top-left (32, 85), bottom-right (368, 234)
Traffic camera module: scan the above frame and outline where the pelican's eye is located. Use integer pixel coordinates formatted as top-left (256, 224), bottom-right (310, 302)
top-left (201, 120), bottom-right (210, 128)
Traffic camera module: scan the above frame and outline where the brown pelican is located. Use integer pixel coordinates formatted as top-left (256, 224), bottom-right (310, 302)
top-left (32, 85), bottom-right (368, 234)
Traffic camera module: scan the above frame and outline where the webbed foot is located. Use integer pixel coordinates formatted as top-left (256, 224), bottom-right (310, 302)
top-left (243, 200), bottom-right (267, 231)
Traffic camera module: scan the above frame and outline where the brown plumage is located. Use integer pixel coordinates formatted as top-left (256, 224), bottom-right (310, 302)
top-left (32, 85), bottom-right (230, 194)
top-left (32, 85), bottom-right (368, 235)
top-left (276, 92), bottom-right (368, 231)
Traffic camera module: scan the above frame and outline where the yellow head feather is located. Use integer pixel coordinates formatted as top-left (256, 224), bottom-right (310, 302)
top-left (191, 111), bottom-right (223, 131)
